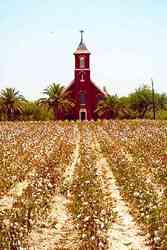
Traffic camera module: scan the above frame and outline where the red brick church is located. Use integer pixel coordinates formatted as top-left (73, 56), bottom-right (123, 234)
top-left (60, 31), bottom-right (106, 120)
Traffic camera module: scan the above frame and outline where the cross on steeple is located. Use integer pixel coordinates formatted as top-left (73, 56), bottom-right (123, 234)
top-left (74, 29), bottom-right (89, 53)
top-left (80, 30), bottom-right (84, 43)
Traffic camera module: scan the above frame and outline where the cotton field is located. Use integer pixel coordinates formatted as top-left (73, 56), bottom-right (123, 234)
top-left (0, 121), bottom-right (166, 250)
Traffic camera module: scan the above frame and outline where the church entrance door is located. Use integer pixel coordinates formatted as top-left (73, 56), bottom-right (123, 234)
top-left (79, 109), bottom-right (87, 121)
top-left (81, 112), bottom-right (86, 120)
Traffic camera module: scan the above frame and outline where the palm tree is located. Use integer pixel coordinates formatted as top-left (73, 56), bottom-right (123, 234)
top-left (0, 88), bottom-right (26, 120)
top-left (22, 101), bottom-right (53, 121)
top-left (39, 83), bottom-right (75, 120)
top-left (95, 95), bottom-right (128, 119)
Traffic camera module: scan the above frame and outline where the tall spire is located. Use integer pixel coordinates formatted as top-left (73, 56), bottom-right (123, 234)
top-left (74, 30), bottom-right (90, 54)
top-left (80, 30), bottom-right (84, 43)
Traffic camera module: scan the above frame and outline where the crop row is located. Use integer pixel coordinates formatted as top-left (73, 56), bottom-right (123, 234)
top-left (0, 120), bottom-right (166, 249)
top-left (0, 122), bottom-right (67, 195)
top-left (62, 124), bottom-right (114, 250)
top-left (0, 122), bottom-right (78, 249)
top-left (96, 120), bottom-right (167, 249)
top-left (104, 120), bottom-right (167, 190)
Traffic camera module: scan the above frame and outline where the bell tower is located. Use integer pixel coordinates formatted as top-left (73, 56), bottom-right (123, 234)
top-left (73, 31), bottom-right (92, 120)
top-left (74, 30), bottom-right (91, 85)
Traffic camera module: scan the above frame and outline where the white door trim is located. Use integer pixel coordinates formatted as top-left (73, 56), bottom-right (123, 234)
top-left (79, 108), bottom-right (87, 120)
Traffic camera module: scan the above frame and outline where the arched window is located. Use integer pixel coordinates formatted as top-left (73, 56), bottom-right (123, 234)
top-left (80, 57), bottom-right (85, 68)
top-left (80, 92), bottom-right (86, 104)
top-left (80, 72), bottom-right (85, 82)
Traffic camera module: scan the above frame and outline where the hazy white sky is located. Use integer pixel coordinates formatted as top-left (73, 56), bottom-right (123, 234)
top-left (0, 0), bottom-right (167, 100)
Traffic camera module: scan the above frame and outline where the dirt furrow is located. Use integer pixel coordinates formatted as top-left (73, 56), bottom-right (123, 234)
top-left (93, 133), bottom-right (150, 250)
top-left (28, 126), bottom-right (80, 250)
top-left (62, 126), bottom-right (114, 250)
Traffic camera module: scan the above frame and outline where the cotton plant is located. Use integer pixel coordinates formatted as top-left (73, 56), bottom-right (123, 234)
top-left (0, 122), bottom-right (77, 249)
top-left (96, 120), bottom-right (167, 249)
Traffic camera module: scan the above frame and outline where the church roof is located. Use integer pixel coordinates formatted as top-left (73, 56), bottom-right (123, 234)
top-left (74, 30), bottom-right (90, 54)
top-left (63, 79), bottom-right (107, 97)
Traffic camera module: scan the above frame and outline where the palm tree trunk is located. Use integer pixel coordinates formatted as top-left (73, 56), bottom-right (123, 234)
top-left (7, 109), bottom-right (11, 121)
top-left (11, 110), bottom-right (15, 121)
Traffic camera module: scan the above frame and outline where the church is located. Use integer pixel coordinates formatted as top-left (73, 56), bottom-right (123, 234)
top-left (59, 31), bottom-right (106, 121)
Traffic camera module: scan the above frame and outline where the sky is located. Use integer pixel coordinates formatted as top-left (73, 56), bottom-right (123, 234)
top-left (0, 0), bottom-right (167, 100)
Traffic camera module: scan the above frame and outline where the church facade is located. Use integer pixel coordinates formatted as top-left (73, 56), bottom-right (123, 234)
top-left (59, 31), bottom-right (106, 120)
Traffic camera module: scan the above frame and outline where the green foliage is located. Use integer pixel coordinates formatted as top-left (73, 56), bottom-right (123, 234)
top-left (39, 83), bottom-right (75, 120)
top-left (21, 101), bottom-right (54, 121)
top-left (96, 95), bottom-right (129, 119)
top-left (128, 85), bottom-right (167, 119)
top-left (0, 88), bottom-right (27, 121)
top-left (1, 83), bottom-right (167, 120)
top-left (156, 109), bottom-right (167, 120)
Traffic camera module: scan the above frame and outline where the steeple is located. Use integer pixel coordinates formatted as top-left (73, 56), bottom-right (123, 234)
top-left (74, 30), bottom-right (90, 54)
top-left (80, 30), bottom-right (84, 44)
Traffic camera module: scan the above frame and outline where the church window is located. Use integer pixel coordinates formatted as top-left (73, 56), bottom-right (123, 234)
top-left (80, 92), bottom-right (86, 104)
top-left (80, 72), bottom-right (85, 82)
top-left (80, 57), bottom-right (85, 68)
